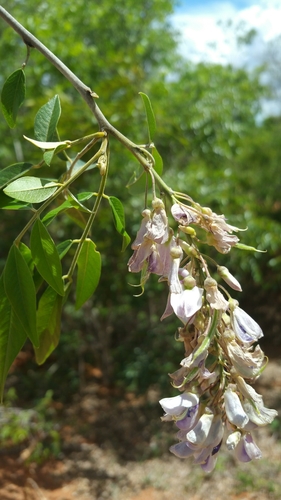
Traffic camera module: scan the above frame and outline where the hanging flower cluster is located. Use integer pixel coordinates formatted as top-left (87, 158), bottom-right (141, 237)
top-left (128, 196), bottom-right (277, 473)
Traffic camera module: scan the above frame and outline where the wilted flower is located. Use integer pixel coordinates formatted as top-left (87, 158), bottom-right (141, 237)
top-left (226, 340), bottom-right (265, 380)
top-left (204, 277), bottom-right (229, 311)
top-left (236, 376), bottom-right (278, 426)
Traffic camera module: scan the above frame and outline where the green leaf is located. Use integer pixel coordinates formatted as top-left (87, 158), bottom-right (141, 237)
top-left (152, 146), bottom-right (163, 176)
top-left (75, 240), bottom-right (101, 309)
top-left (4, 176), bottom-right (58, 203)
top-left (34, 95), bottom-right (61, 142)
top-left (34, 286), bottom-right (63, 365)
top-left (0, 191), bottom-right (31, 210)
top-left (1, 69), bottom-right (25, 128)
top-left (0, 162), bottom-right (33, 189)
top-left (108, 196), bottom-right (131, 251)
top-left (139, 92), bottom-right (156, 143)
top-left (56, 239), bottom-right (73, 259)
top-left (4, 245), bottom-right (38, 346)
top-left (42, 192), bottom-right (94, 226)
top-left (19, 242), bottom-right (35, 272)
top-left (30, 219), bottom-right (64, 296)
top-left (0, 275), bottom-right (27, 400)
top-left (43, 143), bottom-right (71, 166)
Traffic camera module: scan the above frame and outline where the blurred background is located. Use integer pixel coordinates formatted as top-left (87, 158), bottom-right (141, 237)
top-left (0, 0), bottom-right (281, 498)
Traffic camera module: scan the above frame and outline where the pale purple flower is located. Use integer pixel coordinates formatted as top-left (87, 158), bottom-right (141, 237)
top-left (233, 433), bottom-right (262, 462)
top-left (171, 203), bottom-right (199, 225)
top-left (229, 300), bottom-right (263, 344)
top-left (145, 198), bottom-right (169, 244)
top-left (131, 209), bottom-right (151, 249)
top-left (128, 237), bottom-right (154, 273)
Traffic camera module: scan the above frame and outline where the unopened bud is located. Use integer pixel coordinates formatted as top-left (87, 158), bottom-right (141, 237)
top-left (183, 276), bottom-right (196, 289)
top-left (170, 245), bottom-right (183, 259)
top-left (97, 154), bottom-right (107, 175)
top-left (201, 206), bottom-right (212, 216)
top-left (217, 266), bottom-right (242, 292)
top-left (179, 240), bottom-right (199, 258)
top-left (179, 225), bottom-right (196, 237)
top-left (152, 197), bottom-right (165, 210)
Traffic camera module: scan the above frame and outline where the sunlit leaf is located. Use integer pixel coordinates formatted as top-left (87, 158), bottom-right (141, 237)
top-left (35, 286), bottom-right (63, 365)
top-left (30, 219), bottom-right (64, 296)
top-left (0, 275), bottom-right (27, 400)
top-left (24, 136), bottom-right (70, 150)
top-left (4, 245), bottom-right (38, 346)
top-left (75, 239), bottom-right (101, 309)
top-left (4, 176), bottom-right (58, 203)
top-left (0, 162), bottom-right (33, 189)
top-left (34, 95), bottom-right (61, 142)
top-left (108, 196), bottom-right (131, 251)
top-left (139, 92), bottom-right (156, 143)
top-left (1, 69), bottom-right (25, 128)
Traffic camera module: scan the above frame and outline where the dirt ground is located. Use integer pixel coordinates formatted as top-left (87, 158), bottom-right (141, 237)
top-left (0, 361), bottom-right (281, 500)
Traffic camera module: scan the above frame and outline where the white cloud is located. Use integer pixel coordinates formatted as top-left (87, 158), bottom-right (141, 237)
top-left (172, 0), bottom-right (281, 66)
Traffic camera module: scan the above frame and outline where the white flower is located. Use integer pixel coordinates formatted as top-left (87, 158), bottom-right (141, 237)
top-left (159, 392), bottom-right (199, 419)
top-left (186, 413), bottom-right (214, 445)
top-left (226, 431), bottom-right (242, 451)
top-left (170, 287), bottom-right (204, 324)
top-left (224, 387), bottom-right (249, 428)
top-left (168, 243), bottom-right (183, 294)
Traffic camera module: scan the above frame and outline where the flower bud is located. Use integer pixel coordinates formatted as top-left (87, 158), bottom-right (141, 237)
top-left (183, 276), bottom-right (196, 289)
top-left (217, 266), bottom-right (242, 292)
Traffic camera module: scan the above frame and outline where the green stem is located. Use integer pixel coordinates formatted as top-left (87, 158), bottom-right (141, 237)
top-left (14, 144), bottom-right (105, 245)
top-left (65, 144), bottom-right (109, 283)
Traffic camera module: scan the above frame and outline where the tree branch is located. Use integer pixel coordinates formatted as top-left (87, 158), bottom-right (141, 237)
top-left (0, 6), bottom-right (152, 171)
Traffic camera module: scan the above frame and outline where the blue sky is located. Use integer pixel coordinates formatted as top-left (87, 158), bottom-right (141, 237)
top-left (176, 0), bottom-right (254, 12)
